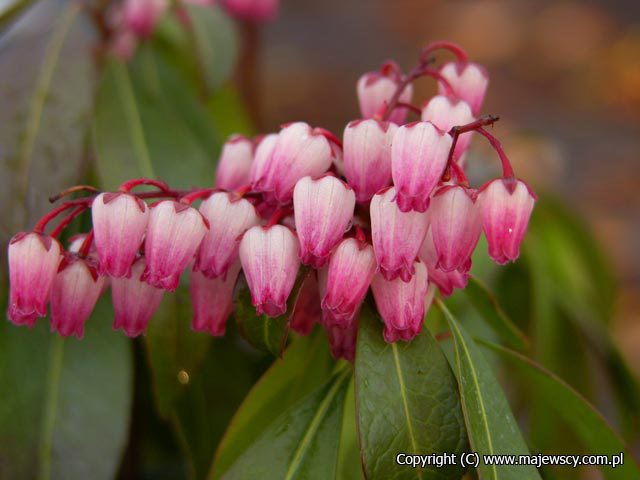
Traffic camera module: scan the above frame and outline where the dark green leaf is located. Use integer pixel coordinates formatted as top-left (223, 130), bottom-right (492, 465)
top-left (184, 4), bottom-right (238, 92)
top-left (464, 277), bottom-right (529, 352)
top-left (0, 297), bottom-right (133, 480)
top-left (144, 282), bottom-right (212, 418)
top-left (211, 329), bottom-right (334, 478)
top-left (336, 377), bottom-right (364, 480)
top-left (437, 299), bottom-right (541, 480)
top-left (479, 340), bottom-right (640, 480)
top-left (221, 367), bottom-right (351, 480)
top-left (355, 304), bottom-right (468, 480)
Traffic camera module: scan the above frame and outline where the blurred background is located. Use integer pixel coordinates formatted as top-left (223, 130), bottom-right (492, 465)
top-left (252, 0), bottom-right (640, 371)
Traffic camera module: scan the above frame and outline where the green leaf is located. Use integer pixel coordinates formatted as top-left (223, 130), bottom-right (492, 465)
top-left (479, 340), bottom-right (640, 480)
top-left (211, 328), bottom-right (334, 478)
top-left (143, 282), bottom-right (212, 418)
top-left (336, 377), bottom-right (364, 480)
top-left (207, 86), bottom-right (254, 139)
top-left (234, 270), bottom-right (309, 355)
top-left (464, 277), bottom-right (529, 352)
top-left (184, 4), bottom-right (238, 92)
top-left (0, 0), bottom-right (36, 31)
top-left (221, 367), bottom-right (351, 480)
top-left (437, 299), bottom-right (541, 480)
top-left (355, 304), bottom-right (469, 480)
top-left (0, 0), bottom-right (94, 249)
top-left (0, 297), bottom-right (133, 480)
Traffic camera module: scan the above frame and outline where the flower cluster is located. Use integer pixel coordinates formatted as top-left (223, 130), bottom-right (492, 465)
top-left (109, 0), bottom-right (279, 60)
top-left (6, 42), bottom-right (535, 360)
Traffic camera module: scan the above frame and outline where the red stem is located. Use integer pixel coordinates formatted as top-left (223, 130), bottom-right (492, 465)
top-left (78, 230), bottom-right (94, 258)
top-left (396, 101), bottom-right (422, 116)
top-left (118, 178), bottom-right (170, 193)
top-left (50, 205), bottom-right (89, 238)
top-left (266, 207), bottom-right (293, 228)
top-left (421, 41), bottom-right (468, 63)
top-left (476, 127), bottom-right (515, 178)
top-left (49, 185), bottom-right (99, 203)
top-left (418, 67), bottom-right (455, 97)
top-left (33, 199), bottom-right (92, 234)
top-left (450, 161), bottom-right (470, 187)
top-left (180, 188), bottom-right (215, 205)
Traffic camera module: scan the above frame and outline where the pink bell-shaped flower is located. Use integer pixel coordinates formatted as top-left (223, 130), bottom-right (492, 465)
top-left (421, 95), bottom-right (474, 163)
top-left (195, 192), bottom-right (260, 278)
top-left (325, 321), bottom-right (358, 362)
top-left (320, 237), bottom-right (376, 327)
top-left (391, 121), bottom-right (452, 212)
top-left (92, 192), bottom-right (149, 278)
top-left (290, 272), bottom-right (322, 336)
top-left (191, 261), bottom-right (241, 336)
top-left (342, 119), bottom-right (398, 203)
top-left (239, 225), bottom-right (301, 317)
top-left (370, 187), bottom-right (430, 282)
top-left (248, 133), bottom-right (278, 191)
top-left (371, 259), bottom-right (429, 343)
top-left (357, 67), bottom-right (413, 125)
top-left (419, 229), bottom-right (469, 297)
top-left (293, 175), bottom-right (356, 267)
top-left (7, 233), bottom-right (62, 326)
top-left (478, 178), bottom-right (536, 264)
top-left (50, 256), bottom-right (106, 338)
top-left (215, 135), bottom-right (254, 191)
top-left (142, 201), bottom-right (209, 291)
top-left (438, 61), bottom-right (489, 116)
top-left (111, 258), bottom-right (164, 337)
top-left (429, 185), bottom-right (482, 273)
top-left (222, 0), bottom-right (279, 22)
top-left (122, 0), bottom-right (168, 38)
top-left (251, 122), bottom-right (333, 203)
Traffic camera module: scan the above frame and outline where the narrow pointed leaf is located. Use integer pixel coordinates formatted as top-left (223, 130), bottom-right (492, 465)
top-left (465, 277), bottom-right (529, 352)
top-left (480, 340), bottom-right (640, 480)
top-left (437, 299), bottom-right (541, 480)
top-left (355, 304), bottom-right (468, 480)
top-left (221, 368), bottom-right (351, 480)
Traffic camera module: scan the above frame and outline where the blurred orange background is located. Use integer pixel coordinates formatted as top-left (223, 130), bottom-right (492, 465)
top-left (250, 0), bottom-right (640, 369)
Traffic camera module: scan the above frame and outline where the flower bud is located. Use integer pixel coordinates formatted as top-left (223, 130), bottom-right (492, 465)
top-left (7, 233), bottom-right (62, 326)
top-left (191, 262), bottom-right (241, 336)
top-left (438, 61), bottom-right (489, 116)
top-left (195, 192), bottom-right (259, 278)
top-left (215, 135), bottom-right (253, 191)
top-left (122, 0), bottom-right (168, 38)
top-left (251, 123), bottom-right (333, 203)
top-left (371, 260), bottom-right (429, 343)
top-left (92, 192), bottom-right (149, 278)
top-left (421, 95), bottom-right (474, 163)
top-left (478, 178), bottom-right (536, 264)
top-left (290, 272), bottom-right (322, 336)
top-left (142, 201), bottom-right (208, 291)
top-left (325, 322), bottom-right (357, 361)
top-left (111, 258), bottom-right (163, 337)
top-left (370, 187), bottom-right (430, 282)
top-left (391, 121), bottom-right (452, 212)
top-left (419, 229), bottom-right (469, 297)
top-left (222, 0), bottom-right (279, 22)
top-left (357, 70), bottom-right (413, 125)
top-left (239, 225), bottom-right (300, 317)
top-left (321, 238), bottom-right (376, 327)
top-left (293, 176), bottom-right (355, 267)
top-left (249, 133), bottom-right (278, 191)
top-left (430, 186), bottom-right (482, 272)
top-left (50, 256), bottom-right (105, 338)
top-left (343, 119), bottom-right (398, 203)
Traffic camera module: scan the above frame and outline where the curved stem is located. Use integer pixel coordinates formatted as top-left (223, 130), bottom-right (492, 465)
top-left (49, 185), bottom-right (98, 203)
top-left (78, 230), bottom-right (94, 258)
top-left (396, 101), bottom-right (422, 116)
top-left (421, 41), bottom-right (468, 63)
top-left (118, 178), bottom-right (170, 193)
top-left (50, 205), bottom-right (88, 238)
top-left (266, 207), bottom-right (293, 228)
top-left (179, 188), bottom-right (215, 205)
top-left (476, 127), bottom-right (515, 178)
top-left (33, 199), bottom-right (92, 234)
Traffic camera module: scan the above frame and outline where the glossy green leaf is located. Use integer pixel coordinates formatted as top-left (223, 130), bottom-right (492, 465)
top-left (479, 340), bottom-right (640, 480)
top-left (221, 367), bottom-right (351, 480)
top-left (355, 304), bottom-right (468, 480)
top-left (336, 377), bottom-right (364, 480)
top-left (211, 329), bottom-right (334, 478)
top-left (0, 0), bottom-right (94, 251)
top-left (184, 4), bottom-right (238, 92)
top-left (0, 297), bottom-right (133, 480)
top-left (144, 282), bottom-right (212, 418)
top-left (234, 270), bottom-right (309, 355)
top-left (464, 277), bottom-right (529, 352)
top-left (437, 299), bottom-right (541, 480)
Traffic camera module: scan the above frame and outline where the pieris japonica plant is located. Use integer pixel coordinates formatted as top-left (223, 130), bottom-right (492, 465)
top-left (3, 2), bottom-right (637, 475)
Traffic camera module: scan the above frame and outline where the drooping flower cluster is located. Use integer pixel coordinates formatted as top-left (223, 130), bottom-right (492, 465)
top-left (109, 0), bottom-right (279, 60)
top-left (6, 42), bottom-right (535, 361)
